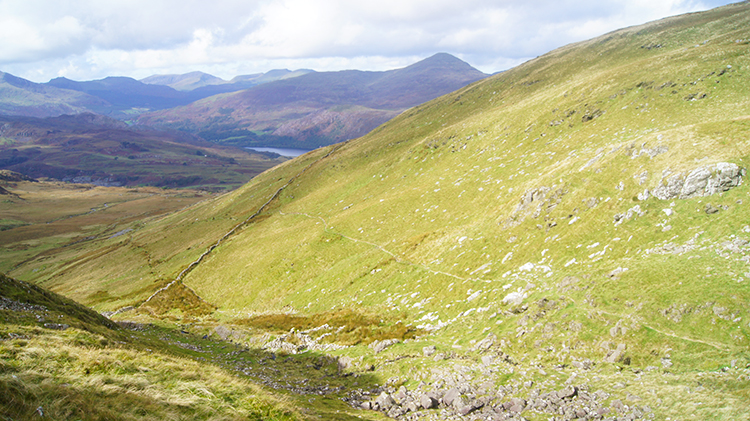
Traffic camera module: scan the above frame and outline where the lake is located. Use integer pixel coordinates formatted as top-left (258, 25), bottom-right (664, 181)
top-left (246, 147), bottom-right (312, 157)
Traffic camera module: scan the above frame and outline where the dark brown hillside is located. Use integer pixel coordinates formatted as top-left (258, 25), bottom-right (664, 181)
top-left (137, 53), bottom-right (488, 148)
top-left (0, 114), bottom-right (286, 190)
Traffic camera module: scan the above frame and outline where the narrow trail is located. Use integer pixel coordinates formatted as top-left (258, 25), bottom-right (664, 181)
top-left (641, 323), bottom-right (731, 352)
top-left (141, 144), bottom-right (346, 306)
top-left (277, 210), bottom-right (478, 284)
top-left (595, 309), bottom-right (731, 352)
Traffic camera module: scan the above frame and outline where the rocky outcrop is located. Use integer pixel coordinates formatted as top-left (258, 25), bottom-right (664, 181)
top-left (263, 328), bottom-right (347, 354)
top-left (370, 338), bottom-right (401, 354)
top-left (652, 163), bottom-right (744, 200)
top-left (504, 185), bottom-right (566, 228)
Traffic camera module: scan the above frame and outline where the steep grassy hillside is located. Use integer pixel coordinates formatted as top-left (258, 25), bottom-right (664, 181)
top-left (6, 3), bottom-right (750, 420)
top-left (0, 273), bottom-right (309, 420)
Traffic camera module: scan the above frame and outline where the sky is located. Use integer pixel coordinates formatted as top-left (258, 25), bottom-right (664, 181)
top-left (0, 0), bottom-right (739, 83)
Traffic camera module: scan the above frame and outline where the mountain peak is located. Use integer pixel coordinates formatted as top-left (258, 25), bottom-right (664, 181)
top-left (406, 52), bottom-right (485, 74)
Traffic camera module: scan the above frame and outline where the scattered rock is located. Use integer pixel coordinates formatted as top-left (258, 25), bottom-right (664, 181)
top-left (559, 385), bottom-right (577, 399)
top-left (264, 329), bottom-right (346, 354)
top-left (613, 205), bottom-right (645, 225)
top-left (214, 325), bottom-right (232, 341)
top-left (506, 397), bottom-right (526, 413)
top-left (370, 339), bottom-right (400, 354)
top-left (443, 388), bottom-right (461, 406)
top-left (337, 356), bottom-right (354, 371)
top-left (43, 323), bottom-right (70, 330)
top-left (0, 296), bottom-right (48, 313)
top-left (611, 399), bottom-right (626, 413)
top-left (375, 391), bottom-right (397, 410)
top-left (458, 401), bottom-right (483, 416)
top-left (473, 333), bottom-right (496, 351)
top-left (607, 267), bottom-right (628, 279)
top-left (604, 343), bottom-right (627, 363)
top-left (405, 401), bottom-right (418, 413)
top-left (420, 394), bottom-right (438, 409)
top-left (0, 170), bottom-right (37, 182)
top-left (422, 345), bottom-right (436, 357)
top-left (502, 291), bottom-right (526, 306)
top-left (505, 185), bottom-right (566, 228)
top-left (481, 355), bottom-right (494, 366)
top-left (705, 203), bottom-right (720, 214)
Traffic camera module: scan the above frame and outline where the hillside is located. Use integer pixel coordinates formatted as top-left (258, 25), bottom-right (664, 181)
top-left (137, 53), bottom-right (488, 148)
top-left (0, 113), bottom-right (286, 190)
top-left (0, 71), bottom-right (107, 117)
top-left (45, 76), bottom-right (194, 114)
top-left (0, 272), bottom-right (335, 420)
top-left (5, 3), bottom-right (750, 420)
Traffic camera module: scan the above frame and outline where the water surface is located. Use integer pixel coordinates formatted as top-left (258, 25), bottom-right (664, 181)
top-left (246, 147), bottom-right (311, 157)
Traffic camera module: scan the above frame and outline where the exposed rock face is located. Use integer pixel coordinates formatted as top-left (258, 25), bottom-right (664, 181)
top-left (263, 328), bottom-right (347, 354)
top-left (504, 185), bottom-right (566, 228)
top-left (370, 338), bottom-right (400, 353)
top-left (652, 163), bottom-right (744, 200)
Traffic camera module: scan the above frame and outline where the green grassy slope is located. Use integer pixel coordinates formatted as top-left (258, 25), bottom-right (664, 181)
top-left (6, 3), bottom-right (750, 419)
top-left (0, 273), bottom-right (305, 421)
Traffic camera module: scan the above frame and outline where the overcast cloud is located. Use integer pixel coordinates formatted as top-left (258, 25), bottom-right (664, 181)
top-left (0, 0), bottom-right (738, 82)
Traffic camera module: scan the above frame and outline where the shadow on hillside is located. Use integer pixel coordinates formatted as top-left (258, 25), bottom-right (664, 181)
top-left (119, 321), bottom-right (382, 420)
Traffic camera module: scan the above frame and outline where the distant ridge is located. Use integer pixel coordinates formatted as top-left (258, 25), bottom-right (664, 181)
top-left (138, 53), bottom-right (488, 148)
top-left (141, 71), bottom-right (227, 91)
top-left (0, 54), bottom-right (482, 130)
top-left (46, 76), bottom-right (192, 112)
top-left (141, 69), bottom-right (314, 93)
top-left (0, 71), bottom-right (108, 117)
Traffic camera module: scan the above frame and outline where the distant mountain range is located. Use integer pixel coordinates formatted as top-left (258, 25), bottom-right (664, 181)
top-left (0, 53), bottom-right (488, 148)
top-left (141, 69), bottom-right (314, 92)
top-left (138, 53), bottom-right (488, 148)
top-left (0, 68), bottom-right (315, 120)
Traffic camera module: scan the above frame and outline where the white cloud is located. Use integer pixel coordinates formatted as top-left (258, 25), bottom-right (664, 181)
top-left (0, 14), bottom-right (88, 62)
top-left (0, 0), bottom-right (737, 82)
